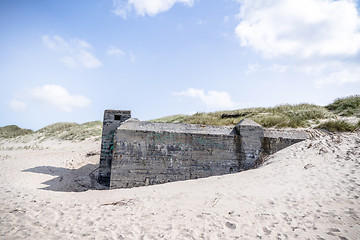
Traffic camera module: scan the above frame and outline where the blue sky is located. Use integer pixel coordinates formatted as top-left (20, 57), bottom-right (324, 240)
top-left (1, 0), bottom-right (360, 130)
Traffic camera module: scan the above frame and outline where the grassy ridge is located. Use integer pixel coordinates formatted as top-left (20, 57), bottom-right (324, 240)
top-left (0, 121), bottom-right (103, 141)
top-left (153, 104), bottom-right (334, 128)
top-left (316, 120), bottom-right (358, 132)
top-left (325, 95), bottom-right (360, 117)
top-left (153, 96), bottom-right (360, 132)
top-left (1, 96), bottom-right (359, 140)
top-left (0, 125), bottom-right (33, 138)
top-left (36, 121), bottom-right (102, 141)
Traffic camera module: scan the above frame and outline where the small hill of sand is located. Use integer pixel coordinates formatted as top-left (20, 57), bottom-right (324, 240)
top-left (0, 131), bottom-right (359, 239)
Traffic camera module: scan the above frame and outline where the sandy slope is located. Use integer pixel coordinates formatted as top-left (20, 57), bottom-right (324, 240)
top-left (0, 132), bottom-right (359, 240)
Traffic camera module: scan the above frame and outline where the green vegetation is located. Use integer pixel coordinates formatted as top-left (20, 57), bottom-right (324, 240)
top-left (0, 125), bottom-right (33, 138)
top-left (326, 95), bottom-right (360, 117)
top-left (36, 121), bottom-right (102, 140)
top-left (151, 114), bottom-right (188, 123)
top-left (37, 122), bottom-right (78, 136)
top-left (0, 121), bottom-right (103, 141)
top-left (252, 104), bottom-right (332, 128)
top-left (1, 96), bottom-right (359, 140)
top-left (316, 120), bottom-right (357, 132)
top-left (153, 96), bottom-right (360, 132)
top-left (153, 104), bottom-right (333, 128)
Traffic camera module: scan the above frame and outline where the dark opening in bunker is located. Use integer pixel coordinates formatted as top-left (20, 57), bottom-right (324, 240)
top-left (114, 115), bottom-right (121, 121)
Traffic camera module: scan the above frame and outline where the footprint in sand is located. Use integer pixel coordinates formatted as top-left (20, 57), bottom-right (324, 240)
top-left (262, 226), bottom-right (271, 235)
top-left (86, 220), bottom-right (94, 226)
top-left (325, 227), bottom-right (343, 237)
top-left (225, 222), bottom-right (236, 230)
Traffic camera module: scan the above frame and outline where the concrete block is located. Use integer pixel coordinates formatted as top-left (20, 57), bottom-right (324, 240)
top-left (98, 110), bottom-right (131, 186)
top-left (109, 120), bottom-right (241, 189)
top-left (235, 119), bottom-right (264, 169)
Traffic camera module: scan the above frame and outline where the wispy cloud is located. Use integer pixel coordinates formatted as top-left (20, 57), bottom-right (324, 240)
top-left (269, 64), bottom-right (289, 73)
top-left (112, 0), bottom-right (131, 18)
top-left (245, 63), bottom-right (261, 74)
top-left (42, 35), bottom-right (102, 69)
top-left (107, 46), bottom-right (136, 63)
top-left (235, 0), bottom-right (360, 85)
top-left (42, 35), bottom-right (69, 50)
top-left (107, 46), bottom-right (125, 56)
top-left (29, 84), bottom-right (91, 112)
top-left (246, 63), bottom-right (289, 74)
top-left (304, 61), bottom-right (360, 87)
top-left (173, 88), bottom-right (239, 110)
top-left (113, 0), bottom-right (194, 18)
top-left (8, 100), bottom-right (27, 112)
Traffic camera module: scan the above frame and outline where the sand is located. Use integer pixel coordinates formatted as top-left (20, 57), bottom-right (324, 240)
top-left (0, 131), bottom-right (359, 239)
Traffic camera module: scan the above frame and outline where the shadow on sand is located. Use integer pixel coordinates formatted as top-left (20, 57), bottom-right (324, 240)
top-left (22, 164), bottom-right (107, 192)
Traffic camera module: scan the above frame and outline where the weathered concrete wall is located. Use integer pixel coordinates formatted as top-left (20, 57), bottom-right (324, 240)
top-left (235, 119), bottom-right (264, 169)
top-left (110, 119), bottom-right (242, 189)
top-left (263, 129), bottom-right (308, 155)
top-left (99, 112), bottom-right (309, 189)
top-left (98, 110), bottom-right (131, 186)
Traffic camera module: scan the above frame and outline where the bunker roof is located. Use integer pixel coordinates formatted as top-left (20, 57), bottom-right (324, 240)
top-left (118, 118), bottom-right (236, 135)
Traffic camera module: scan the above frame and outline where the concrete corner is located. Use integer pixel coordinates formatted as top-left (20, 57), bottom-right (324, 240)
top-left (98, 110), bottom-right (131, 187)
top-left (235, 119), bottom-right (264, 169)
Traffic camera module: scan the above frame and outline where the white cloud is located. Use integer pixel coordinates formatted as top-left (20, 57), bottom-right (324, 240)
top-left (42, 35), bottom-right (102, 69)
top-left (173, 88), bottom-right (238, 110)
top-left (107, 46), bottom-right (125, 56)
top-left (29, 85), bottom-right (91, 112)
top-left (42, 35), bottom-right (69, 51)
top-left (269, 64), bottom-right (289, 73)
top-left (77, 50), bottom-right (102, 68)
top-left (113, 0), bottom-right (194, 18)
top-left (317, 68), bottom-right (360, 86)
top-left (8, 100), bottom-right (27, 112)
top-left (246, 63), bottom-right (289, 74)
top-left (235, 0), bottom-right (360, 59)
top-left (307, 61), bottom-right (360, 86)
top-left (112, 1), bottom-right (131, 18)
top-left (235, 0), bottom-right (360, 86)
top-left (246, 63), bottom-right (261, 74)
top-left (59, 56), bottom-right (77, 69)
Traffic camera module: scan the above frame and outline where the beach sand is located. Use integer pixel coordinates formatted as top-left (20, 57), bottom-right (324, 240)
top-left (0, 131), bottom-right (359, 239)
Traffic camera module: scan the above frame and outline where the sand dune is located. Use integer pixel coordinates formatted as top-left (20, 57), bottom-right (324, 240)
top-left (0, 132), bottom-right (359, 239)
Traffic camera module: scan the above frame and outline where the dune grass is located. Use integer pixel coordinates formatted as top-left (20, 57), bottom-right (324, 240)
top-left (36, 121), bottom-right (102, 140)
top-left (1, 96), bottom-right (359, 140)
top-left (316, 120), bottom-right (357, 132)
top-left (0, 125), bottom-right (33, 138)
top-left (151, 114), bottom-right (189, 123)
top-left (153, 104), bottom-right (334, 128)
top-left (154, 96), bottom-right (360, 131)
top-left (0, 121), bottom-right (103, 142)
top-left (326, 95), bottom-right (360, 117)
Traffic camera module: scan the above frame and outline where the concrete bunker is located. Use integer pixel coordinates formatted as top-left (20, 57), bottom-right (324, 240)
top-left (98, 110), bottom-right (308, 189)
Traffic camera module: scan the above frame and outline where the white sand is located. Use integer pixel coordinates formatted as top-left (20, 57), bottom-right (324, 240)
top-left (0, 132), bottom-right (359, 239)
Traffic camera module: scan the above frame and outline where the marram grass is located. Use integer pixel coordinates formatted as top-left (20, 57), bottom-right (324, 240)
top-left (1, 96), bottom-right (359, 140)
